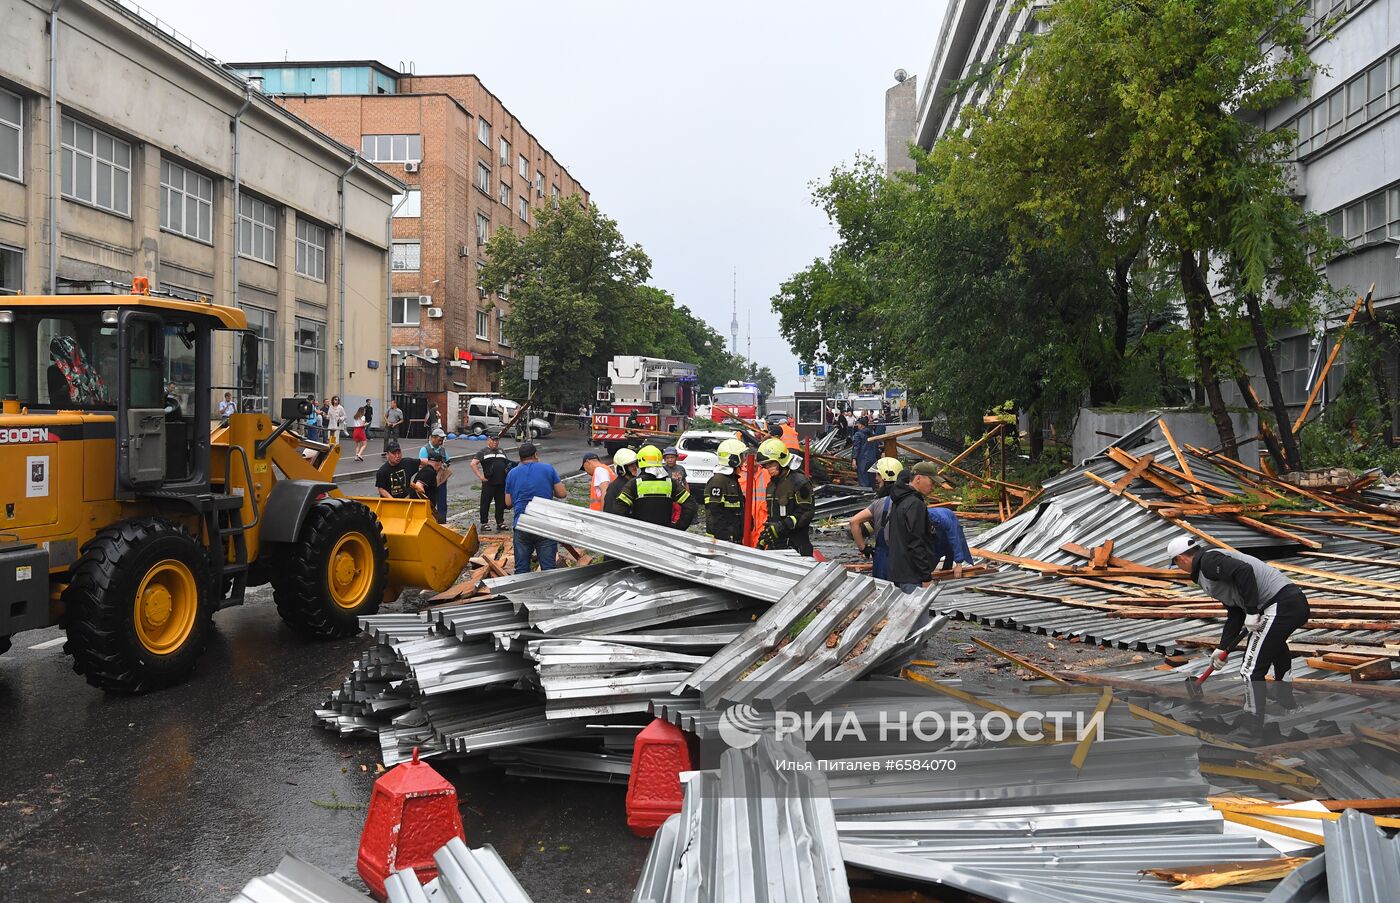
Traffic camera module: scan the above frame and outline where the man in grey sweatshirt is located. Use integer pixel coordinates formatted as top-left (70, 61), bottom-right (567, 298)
top-left (1169, 538), bottom-right (1310, 711)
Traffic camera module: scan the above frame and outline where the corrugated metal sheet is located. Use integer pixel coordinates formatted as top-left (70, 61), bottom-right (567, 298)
top-left (1322, 808), bottom-right (1400, 903)
top-left (385, 838), bottom-right (535, 903)
top-left (229, 854), bottom-right (371, 903)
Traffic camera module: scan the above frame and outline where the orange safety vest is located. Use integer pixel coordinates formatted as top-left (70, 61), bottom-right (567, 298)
top-left (780, 422), bottom-right (800, 450)
top-left (589, 466), bottom-right (616, 511)
top-left (744, 463), bottom-right (770, 547)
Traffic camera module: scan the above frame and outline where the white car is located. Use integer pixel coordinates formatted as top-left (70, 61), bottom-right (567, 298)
top-left (674, 429), bottom-right (737, 491)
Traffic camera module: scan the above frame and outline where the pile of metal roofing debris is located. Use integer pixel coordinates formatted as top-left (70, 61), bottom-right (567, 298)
top-left (318, 503), bottom-right (942, 769)
top-left (634, 693), bottom-right (1400, 902)
top-left (229, 838), bottom-right (533, 903)
top-left (934, 417), bottom-right (1400, 664)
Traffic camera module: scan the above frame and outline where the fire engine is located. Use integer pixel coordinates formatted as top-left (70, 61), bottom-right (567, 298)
top-left (591, 356), bottom-right (699, 455)
top-left (708, 380), bottom-right (763, 422)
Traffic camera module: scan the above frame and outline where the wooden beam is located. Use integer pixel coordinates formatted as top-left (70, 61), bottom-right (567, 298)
top-left (1293, 285), bottom-right (1373, 434)
top-left (1158, 418), bottom-right (1194, 479)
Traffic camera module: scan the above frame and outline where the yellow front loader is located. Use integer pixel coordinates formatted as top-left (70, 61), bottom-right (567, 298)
top-left (0, 285), bottom-right (475, 692)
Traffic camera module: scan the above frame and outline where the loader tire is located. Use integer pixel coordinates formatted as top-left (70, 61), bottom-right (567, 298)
top-left (63, 518), bottom-right (213, 693)
top-left (271, 498), bottom-right (388, 639)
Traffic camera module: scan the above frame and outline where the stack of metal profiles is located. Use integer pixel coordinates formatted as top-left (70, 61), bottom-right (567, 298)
top-left (383, 838), bottom-right (534, 903)
top-left (676, 563), bottom-right (945, 708)
top-left (514, 499), bottom-right (817, 602)
top-left (225, 840), bottom-right (536, 903)
top-left (633, 734), bottom-right (850, 903)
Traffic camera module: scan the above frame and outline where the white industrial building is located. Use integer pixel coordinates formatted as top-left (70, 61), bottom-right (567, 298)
top-left (0, 0), bottom-right (403, 410)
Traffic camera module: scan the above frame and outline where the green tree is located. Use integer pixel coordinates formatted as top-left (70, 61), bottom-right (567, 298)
top-left (772, 154), bottom-right (1116, 454)
top-left (478, 198), bottom-right (651, 410)
top-left (744, 363), bottom-right (777, 397)
top-left (935, 0), bottom-right (1344, 469)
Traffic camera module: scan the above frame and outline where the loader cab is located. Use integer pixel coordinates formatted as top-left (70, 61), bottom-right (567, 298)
top-left (0, 294), bottom-right (245, 496)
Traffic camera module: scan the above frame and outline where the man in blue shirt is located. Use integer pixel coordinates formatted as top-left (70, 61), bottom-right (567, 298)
top-left (504, 442), bottom-right (567, 574)
top-left (927, 504), bottom-right (974, 577)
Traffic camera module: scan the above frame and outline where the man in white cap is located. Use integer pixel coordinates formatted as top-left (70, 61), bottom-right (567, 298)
top-left (1168, 537), bottom-right (1310, 710)
top-left (419, 428), bottom-right (452, 523)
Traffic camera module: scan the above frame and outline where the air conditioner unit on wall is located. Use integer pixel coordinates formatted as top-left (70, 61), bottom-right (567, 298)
top-left (424, 348), bottom-right (440, 359)
top-left (404, 160), bottom-right (420, 173)
top-left (427, 307), bottom-right (444, 318)
top-left (459, 244), bottom-right (470, 257)
top-left (418, 295), bottom-right (433, 306)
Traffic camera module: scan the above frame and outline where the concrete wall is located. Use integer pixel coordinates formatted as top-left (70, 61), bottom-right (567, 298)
top-left (884, 76), bottom-right (917, 174)
top-left (1072, 409), bottom-right (1260, 468)
top-left (0, 0), bottom-right (400, 410)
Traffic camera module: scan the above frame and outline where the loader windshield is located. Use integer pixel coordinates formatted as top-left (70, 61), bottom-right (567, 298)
top-left (0, 311), bottom-right (119, 409)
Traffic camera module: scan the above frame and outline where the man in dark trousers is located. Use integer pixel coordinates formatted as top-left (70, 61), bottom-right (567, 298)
top-left (754, 438), bottom-right (815, 555)
top-left (851, 417), bottom-right (877, 488)
top-left (504, 442), bottom-right (567, 573)
top-left (703, 438), bottom-right (748, 543)
top-left (470, 433), bottom-right (511, 532)
top-left (1169, 538), bottom-right (1309, 713)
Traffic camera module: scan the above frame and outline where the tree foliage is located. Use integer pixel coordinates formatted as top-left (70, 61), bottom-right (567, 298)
top-left (933, 0), bottom-right (1343, 467)
top-left (479, 199), bottom-right (748, 409)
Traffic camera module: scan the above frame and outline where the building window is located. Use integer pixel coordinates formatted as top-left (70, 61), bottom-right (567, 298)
top-left (0, 88), bottom-right (20, 182)
top-left (550, 184), bottom-right (560, 209)
top-left (476, 309), bottom-right (489, 340)
top-left (160, 160), bottom-right (213, 243)
top-left (534, 171), bottom-right (543, 196)
top-left (517, 196), bottom-right (529, 223)
top-left (499, 137), bottom-right (510, 166)
top-left (476, 162), bottom-right (491, 194)
top-left (293, 317), bottom-right (325, 397)
top-left (497, 310), bottom-right (509, 346)
top-left (296, 219), bottom-right (327, 280)
top-left (1294, 47), bottom-right (1400, 158)
top-left (391, 240), bottom-right (420, 271)
top-left (61, 117), bottom-right (131, 215)
top-left (478, 119), bottom-right (491, 146)
top-left (390, 295), bottom-right (420, 326)
top-left (499, 181), bottom-right (511, 207)
top-left (238, 195), bottom-right (277, 264)
top-left (360, 134), bottom-right (422, 163)
top-left (0, 244), bottom-right (21, 295)
top-left (393, 189), bottom-right (421, 217)
top-left (519, 154), bottom-right (528, 180)
top-left (476, 259), bottom-right (488, 299)
top-left (476, 213), bottom-right (490, 246)
top-left (1365, 194), bottom-right (1388, 243)
top-left (241, 305), bottom-right (275, 413)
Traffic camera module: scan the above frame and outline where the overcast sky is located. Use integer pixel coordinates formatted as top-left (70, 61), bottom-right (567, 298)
top-left (145, 0), bottom-right (947, 393)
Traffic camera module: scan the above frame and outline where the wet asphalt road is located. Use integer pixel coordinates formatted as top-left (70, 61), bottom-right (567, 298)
top-left (0, 424), bottom-right (651, 902)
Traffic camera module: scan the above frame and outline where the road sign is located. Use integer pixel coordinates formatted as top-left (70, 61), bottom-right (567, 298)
top-left (798, 362), bottom-right (809, 376)
top-left (523, 355), bottom-right (540, 381)
top-left (814, 364), bottom-right (826, 378)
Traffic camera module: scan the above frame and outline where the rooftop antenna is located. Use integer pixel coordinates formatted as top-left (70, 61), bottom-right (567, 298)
top-left (729, 268), bottom-right (739, 357)
top-left (746, 309), bottom-right (751, 366)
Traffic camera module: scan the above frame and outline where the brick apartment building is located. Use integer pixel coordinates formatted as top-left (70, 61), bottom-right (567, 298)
top-left (228, 61), bottom-right (588, 432)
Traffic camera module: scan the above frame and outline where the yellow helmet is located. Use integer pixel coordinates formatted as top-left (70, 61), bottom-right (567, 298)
top-left (613, 447), bottom-right (638, 468)
top-left (756, 437), bottom-right (791, 468)
top-left (869, 456), bottom-right (904, 482)
top-left (637, 445), bottom-right (665, 468)
top-left (716, 438), bottom-right (747, 471)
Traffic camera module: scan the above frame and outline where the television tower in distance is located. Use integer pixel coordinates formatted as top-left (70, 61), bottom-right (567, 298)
top-left (729, 268), bottom-right (739, 357)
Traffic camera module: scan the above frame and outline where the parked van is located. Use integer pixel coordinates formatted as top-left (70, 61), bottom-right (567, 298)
top-left (461, 396), bottom-right (552, 438)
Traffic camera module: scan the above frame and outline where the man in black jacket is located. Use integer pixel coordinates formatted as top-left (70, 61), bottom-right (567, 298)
top-left (886, 463), bottom-right (937, 592)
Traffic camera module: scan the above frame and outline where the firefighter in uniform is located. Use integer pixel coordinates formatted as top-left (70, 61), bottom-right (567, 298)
top-left (754, 437), bottom-right (815, 555)
top-left (703, 438), bottom-right (748, 543)
top-left (616, 445), bottom-right (697, 529)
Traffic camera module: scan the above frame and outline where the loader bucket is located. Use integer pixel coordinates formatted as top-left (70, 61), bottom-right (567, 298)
top-left (351, 497), bottom-right (478, 592)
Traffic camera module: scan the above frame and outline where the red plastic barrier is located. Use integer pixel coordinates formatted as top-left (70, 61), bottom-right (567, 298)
top-left (625, 718), bottom-right (692, 837)
top-left (357, 748), bottom-right (466, 900)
